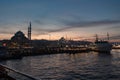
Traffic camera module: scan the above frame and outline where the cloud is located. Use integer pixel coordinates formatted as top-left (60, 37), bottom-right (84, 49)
top-left (33, 20), bottom-right (45, 25)
top-left (107, 25), bottom-right (120, 30)
top-left (1, 18), bottom-right (120, 40)
top-left (0, 22), bottom-right (28, 36)
top-left (45, 20), bottom-right (120, 32)
top-left (62, 19), bottom-right (120, 28)
top-left (110, 35), bottom-right (120, 40)
top-left (33, 27), bottom-right (68, 35)
top-left (100, 34), bottom-right (120, 41)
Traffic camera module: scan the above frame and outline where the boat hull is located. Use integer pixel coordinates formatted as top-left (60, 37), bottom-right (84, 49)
top-left (89, 41), bottom-right (112, 53)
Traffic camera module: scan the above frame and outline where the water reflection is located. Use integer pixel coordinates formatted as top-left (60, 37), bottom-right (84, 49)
top-left (0, 50), bottom-right (120, 80)
top-left (94, 53), bottom-right (113, 79)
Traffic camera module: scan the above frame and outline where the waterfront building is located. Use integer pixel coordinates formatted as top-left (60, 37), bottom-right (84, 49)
top-left (9, 22), bottom-right (32, 48)
top-left (11, 31), bottom-right (28, 42)
top-left (10, 31), bottom-right (29, 48)
top-left (58, 37), bottom-right (67, 47)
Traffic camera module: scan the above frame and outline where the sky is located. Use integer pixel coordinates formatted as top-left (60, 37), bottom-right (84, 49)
top-left (0, 0), bottom-right (120, 42)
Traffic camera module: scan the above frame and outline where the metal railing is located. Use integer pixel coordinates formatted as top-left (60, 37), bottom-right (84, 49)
top-left (0, 64), bottom-right (40, 80)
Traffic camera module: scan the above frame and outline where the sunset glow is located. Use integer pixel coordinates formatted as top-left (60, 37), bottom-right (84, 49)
top-left (0, 0), bottom-right (120, 42)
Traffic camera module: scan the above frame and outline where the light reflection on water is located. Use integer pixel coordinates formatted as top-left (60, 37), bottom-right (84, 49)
top-left (1, 50), bottom-right (120, 80)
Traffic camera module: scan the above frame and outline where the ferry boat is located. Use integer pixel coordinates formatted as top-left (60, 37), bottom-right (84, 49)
top-left (89, 33), bottom-right (112, 53)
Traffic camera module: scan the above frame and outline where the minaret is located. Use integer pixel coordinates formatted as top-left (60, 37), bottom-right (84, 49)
top-left (28, 22), bottom-right (31, 40)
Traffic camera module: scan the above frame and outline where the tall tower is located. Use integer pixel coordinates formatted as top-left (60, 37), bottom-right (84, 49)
top-left (28, 22), bottom-right (31, 40)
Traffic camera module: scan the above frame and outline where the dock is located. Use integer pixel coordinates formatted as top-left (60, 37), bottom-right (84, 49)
top-left (0, 44), bottom-right (119, 60)
top-left (0, 46), bottom-right (89, 60)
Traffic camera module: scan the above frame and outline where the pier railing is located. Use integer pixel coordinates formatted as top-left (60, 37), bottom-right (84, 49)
top-left (0, 64), bottom-right (40, 80)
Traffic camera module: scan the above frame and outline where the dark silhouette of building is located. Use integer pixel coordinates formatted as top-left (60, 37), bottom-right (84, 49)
top-left (10, 31), bottom-right (29, 48)
top-left (11, 31), bottom-right (28, 42)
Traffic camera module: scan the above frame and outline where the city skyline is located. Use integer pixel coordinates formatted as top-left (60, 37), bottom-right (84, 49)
top-left (0, 0), bottom-right (120, 42)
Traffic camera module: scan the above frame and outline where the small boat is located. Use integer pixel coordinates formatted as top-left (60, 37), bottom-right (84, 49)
top-left (89, 33), bottom-right (112, 53)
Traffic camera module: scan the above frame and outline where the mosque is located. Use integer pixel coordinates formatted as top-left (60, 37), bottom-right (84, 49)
top-left (8, 22), bottom-right (32, 48)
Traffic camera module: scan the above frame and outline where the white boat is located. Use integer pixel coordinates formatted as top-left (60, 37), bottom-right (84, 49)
top-left (89, 33), bottom-right (112, 52)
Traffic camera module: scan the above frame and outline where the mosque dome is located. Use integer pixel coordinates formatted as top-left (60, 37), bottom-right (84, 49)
top-left (14, 31), bottom-right (25, 37)
top-left (11, 31), bottom-right (28, 42)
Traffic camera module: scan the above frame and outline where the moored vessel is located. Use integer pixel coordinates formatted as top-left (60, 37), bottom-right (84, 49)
top-left (89, 33), bottom-right (112, 53)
